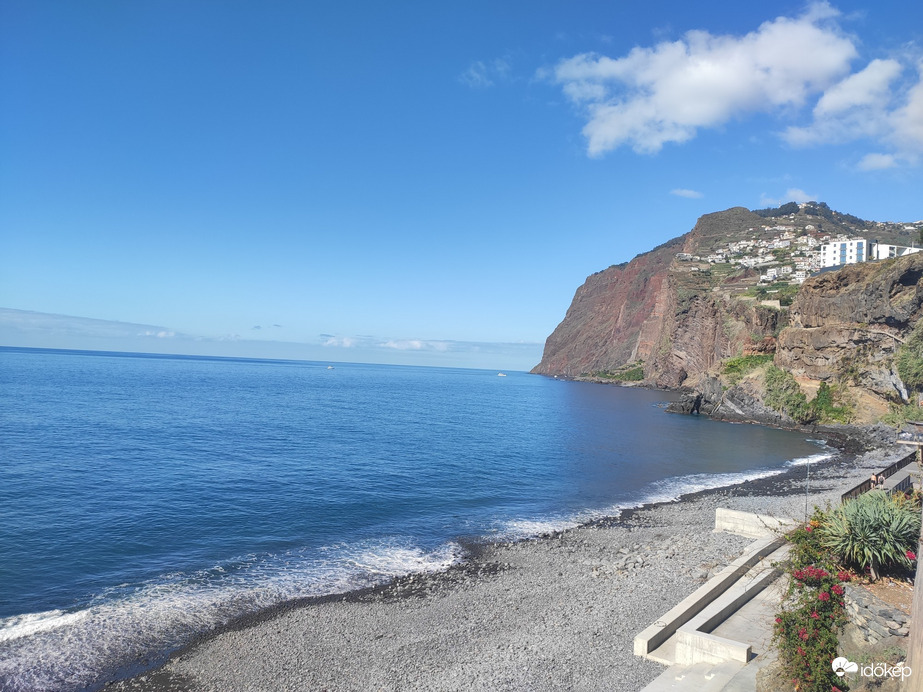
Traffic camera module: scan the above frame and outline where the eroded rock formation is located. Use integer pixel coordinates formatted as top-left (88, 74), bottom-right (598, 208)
top-left (533, 205), bottom-right (923, 428)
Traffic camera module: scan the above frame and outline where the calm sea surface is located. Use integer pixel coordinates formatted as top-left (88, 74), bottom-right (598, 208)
top-left (0, 348), bottom-right (831, 691)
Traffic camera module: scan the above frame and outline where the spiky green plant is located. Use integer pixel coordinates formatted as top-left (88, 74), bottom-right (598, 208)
top-left (818, 490), bottom-right (920, 581)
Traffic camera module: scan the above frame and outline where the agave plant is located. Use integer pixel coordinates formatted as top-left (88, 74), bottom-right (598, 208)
top-left (819, 490), bottom-right (921, 581)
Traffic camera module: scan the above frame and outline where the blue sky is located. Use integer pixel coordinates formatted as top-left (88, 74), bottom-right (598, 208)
top-left (2, 1), bottom-right (922, 370)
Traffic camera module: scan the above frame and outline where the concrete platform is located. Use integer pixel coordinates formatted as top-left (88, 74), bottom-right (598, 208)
top-left (633, 534), bottom-right (785, 660)
top-left (641, 660), bottom-right (746, 692)
top-left (636, 509), bottom-right (793, 691)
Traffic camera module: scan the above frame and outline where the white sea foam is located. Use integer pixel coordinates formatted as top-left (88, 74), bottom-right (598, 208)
top-left (489, 448), bottom-right (835, 542)
top-left (0, 539), bottom-right (463, 692)
top-left (0, 610), bottom-right (89, 643)
top-left (494, 517), bottom-right (582, 540)
top-left (785, 451), bottom-right (835, 466)
top-left (346, 544), bottom-right (462, 577)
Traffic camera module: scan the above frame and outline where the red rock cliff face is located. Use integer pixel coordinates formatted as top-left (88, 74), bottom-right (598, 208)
top-left (652, 293), bottom-right (783, 388)
top-left (530, 239), bottom-right (679, 377)
top-left (775, 253), bottom-right (923, 403)
top-left (532, 207), bottom-right (782, 384)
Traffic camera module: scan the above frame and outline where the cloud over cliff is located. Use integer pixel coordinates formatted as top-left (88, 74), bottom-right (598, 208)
top-left (546, 2), bottom-right (923, 166)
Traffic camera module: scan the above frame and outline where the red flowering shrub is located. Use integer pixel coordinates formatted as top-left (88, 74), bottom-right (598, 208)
top-left (773, 508), bottom-right (850, 692)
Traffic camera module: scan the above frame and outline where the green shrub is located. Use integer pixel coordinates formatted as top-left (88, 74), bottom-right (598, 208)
top-left (722, 354), bottom-right (774, 385)
top-left (588, 364), bottom-right (644, 381)
top-left (819, 491), bottom-right (921, 581)
top-left (896, 320), bottom-right (923, 392)
top-left (881, 403), bottom-right (923, 427)
top-left (616, 365), bottom-right (644, 381)
top-left (764, 366), bottom-right (815, 423)
top-left (810, 382), bottom-right (853, 423)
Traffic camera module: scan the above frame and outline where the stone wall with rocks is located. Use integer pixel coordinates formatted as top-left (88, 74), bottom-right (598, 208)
top-left (843, 584), bottom-right (910, 644)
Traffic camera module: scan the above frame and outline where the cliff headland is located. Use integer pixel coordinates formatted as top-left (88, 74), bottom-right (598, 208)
top-left (533, 203), bottom-right (923, 439)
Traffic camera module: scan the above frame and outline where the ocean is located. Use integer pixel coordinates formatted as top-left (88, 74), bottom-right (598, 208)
top-left (0, 347), bottom-right (832, 691)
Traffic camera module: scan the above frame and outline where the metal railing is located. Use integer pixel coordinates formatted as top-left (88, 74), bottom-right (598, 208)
top-left (840, 450), bottom-right (918, 503)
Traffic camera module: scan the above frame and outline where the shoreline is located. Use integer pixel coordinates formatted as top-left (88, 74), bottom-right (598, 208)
top-left (104, 441), bottom-right (912, 692)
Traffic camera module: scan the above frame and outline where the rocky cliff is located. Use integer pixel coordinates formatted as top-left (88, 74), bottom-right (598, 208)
top-left (533, 205), bottom-right (923, 429)
top-left (532, 207), bottom-right (786, 386)
top-left (775, 254), bottom-right (923, 417)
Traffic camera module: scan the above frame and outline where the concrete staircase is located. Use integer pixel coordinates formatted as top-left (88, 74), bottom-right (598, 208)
top-left (634, 510), bottom-right (793, 691)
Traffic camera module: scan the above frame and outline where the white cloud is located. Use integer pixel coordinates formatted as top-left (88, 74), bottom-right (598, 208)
top-left (545, 3), bottom-right (923, 168)
top-left (323, 336), bottom-right (356, 348)
top-left (782, 58), bottom-right (923, 167)
top-left (670, 188), bottom-right (703, 199)
top-left (547, 2), bottom-right (857, 155)
top-left (814, 59), bottom-right (902, 116)
top-left (857, 153), bottom-right (899, 171)
top-left (781, 58), bottom-right (904, 147)
top-left (380, 339), bottom-right (451, 352)
top-left (321, 335), bottom-right (453, 352)
top-left (459, 58), bottom-right (512, 89)
top-left (0, 310), bottom-right (546, 371)
top-left (891, 63), bottom-right (923, 157)
top-left (759, 188), bottom-right (817, 206)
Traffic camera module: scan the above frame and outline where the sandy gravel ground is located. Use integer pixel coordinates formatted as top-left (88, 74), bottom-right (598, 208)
top-left (108, 445), bottom-right (912, 692)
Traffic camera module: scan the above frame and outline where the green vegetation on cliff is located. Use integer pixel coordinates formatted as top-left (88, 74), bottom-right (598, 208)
top-left (763, 368), bottom-right (854, 424)
top-left (896, 320), bottom-right (923, 392)
top-left (586, 363), bottom-right (644, 381)
top-left (722, 354), bottom-right (773, 385)
top-left (764, 366), bottom-right (813, 423)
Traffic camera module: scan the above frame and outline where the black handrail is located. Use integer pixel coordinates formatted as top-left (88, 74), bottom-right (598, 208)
top-left (840, 450), bottom-right (918, 503)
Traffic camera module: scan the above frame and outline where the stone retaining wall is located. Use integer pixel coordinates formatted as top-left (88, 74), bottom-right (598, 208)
top-left (844, 584), bottom-right (910, 643)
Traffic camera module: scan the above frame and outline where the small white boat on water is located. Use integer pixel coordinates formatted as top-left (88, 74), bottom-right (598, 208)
top-left (497, 372), bottom-right (507, 377)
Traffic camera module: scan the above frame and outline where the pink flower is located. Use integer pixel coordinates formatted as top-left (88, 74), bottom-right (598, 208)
top-left (837, 571), bottom-right (851, 582)
top-left (811, 611), bottom-right (820, 619)
top-left (907, 550), bottom-right (917, 561)
top-left (818, 591), bottom-right (830, 601)
top-left (831, 584), bottom-right (844, 595)
top-left (797, 646), bottom-right (806, 656)
top-left (805, 525), bottom-right (813, 532)
top-left (798, 627), bottom-right (809, 641)
top-left (775, 617), bottom-right (782, 624)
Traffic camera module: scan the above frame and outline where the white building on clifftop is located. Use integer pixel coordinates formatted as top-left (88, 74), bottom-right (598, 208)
top-left (870, 243), bottom-right (922, 261)
top-left (819, 238), bottom-right (867, 268)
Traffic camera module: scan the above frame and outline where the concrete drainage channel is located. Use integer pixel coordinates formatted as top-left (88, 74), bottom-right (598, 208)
top-left (634, 510), bottom-right (795, 691)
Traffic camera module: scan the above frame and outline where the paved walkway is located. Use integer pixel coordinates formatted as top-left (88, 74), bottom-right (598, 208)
top-left (641, 578), bottom-right (783, 690)
top-left (636, 516), bottom-right (791, 692)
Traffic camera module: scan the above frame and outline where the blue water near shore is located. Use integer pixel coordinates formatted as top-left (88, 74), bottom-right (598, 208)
top-left (0, 347), bottom-right (832, 691)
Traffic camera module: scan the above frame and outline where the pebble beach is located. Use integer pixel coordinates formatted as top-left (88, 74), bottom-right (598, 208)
top-left (106, 444), bottom-right (913, 692)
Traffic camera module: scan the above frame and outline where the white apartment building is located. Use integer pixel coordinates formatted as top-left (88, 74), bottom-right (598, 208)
top-left (819, 238), bottom-right (868, 268)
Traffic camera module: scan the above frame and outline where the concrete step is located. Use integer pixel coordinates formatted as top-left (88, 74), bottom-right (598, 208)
top-left (673, 546), bottom-right (787, 666)
top-left (634, 534), bottom-right (786, 661)
top-left (719, 650), bottom-right (778, 692)
top-left (641, 660), bottom-right (746, 692)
